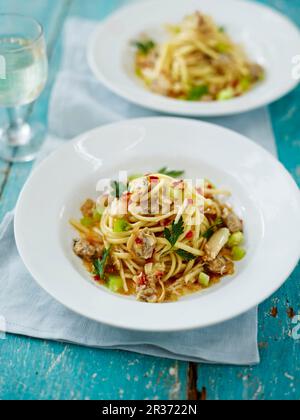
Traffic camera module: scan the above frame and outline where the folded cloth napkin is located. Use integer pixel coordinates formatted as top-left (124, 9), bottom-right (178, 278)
top-left (0, 17), bottom-right (278, 365)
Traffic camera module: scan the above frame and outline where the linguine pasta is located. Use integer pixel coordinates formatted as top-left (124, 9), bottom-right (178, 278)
top-left (71, 171), bottom-right (246, 303)
top-left (134, 11), bottom-right (264, 102)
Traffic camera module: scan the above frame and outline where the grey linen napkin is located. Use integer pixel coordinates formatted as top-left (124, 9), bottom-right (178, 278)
top-left (0, 18), bottom-right (278, 364)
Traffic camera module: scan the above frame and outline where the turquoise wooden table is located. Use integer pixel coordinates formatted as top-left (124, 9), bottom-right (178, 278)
top-left (0, 0), bottom-right (299, 400)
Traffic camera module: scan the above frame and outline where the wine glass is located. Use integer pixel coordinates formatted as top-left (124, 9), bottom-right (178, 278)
top-left (0, 14), bottom-right (48, 162)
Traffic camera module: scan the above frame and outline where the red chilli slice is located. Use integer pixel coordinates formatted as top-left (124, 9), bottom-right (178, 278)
top-left (138, 273), bottom-right (147, 286)
top-left (185, 230), bottom-right (193, 240)
top-left (149, 176), bottom-right (159, 183)
top-left (122, 192), bottom-right (132, 201)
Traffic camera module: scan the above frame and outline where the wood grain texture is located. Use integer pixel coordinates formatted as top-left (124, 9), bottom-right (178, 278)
top-left (0, 0), bottom-right (299, 400)
top-left (0, 335), bottom-right (187, 400)
top-left (196, 0), bottom-right (300, 401)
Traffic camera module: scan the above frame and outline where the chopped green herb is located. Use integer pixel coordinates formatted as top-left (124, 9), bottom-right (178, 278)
top-left (202, 218), bottom-right (223, 239)
top-left (134, 39), bottom-right (156, 55)
top-left (218, 26), bottom-right (226, 33)
top-left (113, 218), bottom-right (130, 233)
top-left (93, 247), bottom-right (111, 279)
top-left (239, 76), bottom-right (251, 92)
top-left (164, 216), bottom-right (184, 248)
top-left (93, 209), bottom-right (102, 223)
top-left (158, 167), bottom-right (185, 178)
top-left (187, 85), bottom-right (209, 101)
top-left (231, 246), bottom-right (246, 261)
top-left (216, 42), bottom-right (230, 53)
top-left (107, 275), bottom-right (123, 293)
top-left (111, 181), bottom-right (128, 199)
top-left (199, 272), bottom-right (210, 287)
top-left (176, 249), bottom-right (197, 262)
top-left (171, 25), bottom-right (181, 34)
top-left (217, 87), bottom-right (235, 101)
top-left (135, 67), bottom-right (143, 78)
top-left (227, 231), bottom-right (244, 248)
top-left (80, 217), bottom-right (94, 228)
top-left (128, 173), bottom-right (143, 181)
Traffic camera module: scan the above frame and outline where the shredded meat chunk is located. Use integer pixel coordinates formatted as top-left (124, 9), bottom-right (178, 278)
top-left (222, 208), bottom-right (243, 233)
top-left (73, 239), bottom-right (103, 262)
top-left (136, 284), bottom-right (158, 303)
top-left (134, 264), bottom-right (165, 303)
top-left (135, 272), bottom-right (158, 303)
top-left (80, 199), bottom-right (96, 218)
top-left (144, 262), bottom-right (165, 285)
top-left (150, 75), bottom-right (172, 96)
top-left (207, 256), bottom-right (234, 276)
top-left (133, 228), bottom-right (157, 259)
top-left (249, 63), bottom-right (264, 81)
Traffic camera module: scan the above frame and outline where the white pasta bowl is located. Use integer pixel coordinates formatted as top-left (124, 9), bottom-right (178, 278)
top-left (88, 0), bottom-right (300, 117)
top-left (15, 118), bottom-right (300, 331)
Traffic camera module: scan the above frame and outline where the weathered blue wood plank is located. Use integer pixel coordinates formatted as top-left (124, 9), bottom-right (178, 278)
top-left (0, 335), bottom-right (186, 400)
top-left (196, 0), bottom-right (300, 401)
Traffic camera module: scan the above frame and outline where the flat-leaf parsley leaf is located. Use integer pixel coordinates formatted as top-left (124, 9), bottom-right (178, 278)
top-left (164, 216), bottom-right (184, 248)
top-left (176, 249), bottom-right (197, 262)
top-left (93, 247), bottom-right (111, 279)
top-left (158, 167), bottom-right (185, 178)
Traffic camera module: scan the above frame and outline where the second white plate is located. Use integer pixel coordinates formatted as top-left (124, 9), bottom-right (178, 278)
top-left (88, 0), bottom-right (300, 117)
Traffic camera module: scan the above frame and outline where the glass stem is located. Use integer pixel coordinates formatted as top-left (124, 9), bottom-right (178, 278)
top-left (6, 107), bottom-right (31, 146)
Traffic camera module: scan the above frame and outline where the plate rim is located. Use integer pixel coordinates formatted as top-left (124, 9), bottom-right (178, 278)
top-left (14, 117), bottom-right (300, 331)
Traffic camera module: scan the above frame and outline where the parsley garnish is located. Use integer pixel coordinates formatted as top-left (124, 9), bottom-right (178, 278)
top-left (187, 85), bottom-right (209, 101)
top-left (202, 218), bottom-right (223, 239)
top-left (93, 247), bottom-right (111, 279)
top-left (164, 216), bottom-right (184, 248)
top-left (164, 217), bottom-right (196, 260)
top-left (176, 249), bottom-right (197, 262)
top-left (110, 181), bottom-right (128, 199)
top-left (158, 167), bottom-right (185, 178)
top-left (134, 40), bottom-right (156, 55)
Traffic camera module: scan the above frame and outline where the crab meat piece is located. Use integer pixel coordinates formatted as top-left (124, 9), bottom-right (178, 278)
top-left (222, 208), bottom-right (243, 233)
top-left (136, 284), bottom-right (158, 303)
top-left (205, 228), bottom-right (230, 260)
top-left (249, 63), bottom-right (264, 81)
top-left (128, 176), bottom-right (149, 194)
top-left (80, 199), bottom-right (96, 218)
top-left (144, 262), bottom-right (165, 286)
top-left (133, 228), bottom-right (157, 259)
top-left (73, 239), bottom-right (103, 262)
top-left (150, 74), bottom-right (172, 96)
top-left (134, 272), bottom-right (158, 303)
top-left (134, 262), bottom-right (165, 303)
top-left (207, 256), bottom-right (234, 276)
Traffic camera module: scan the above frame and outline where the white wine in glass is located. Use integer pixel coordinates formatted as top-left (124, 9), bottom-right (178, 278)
top-left (0, 14), bottom-right (48, 162)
